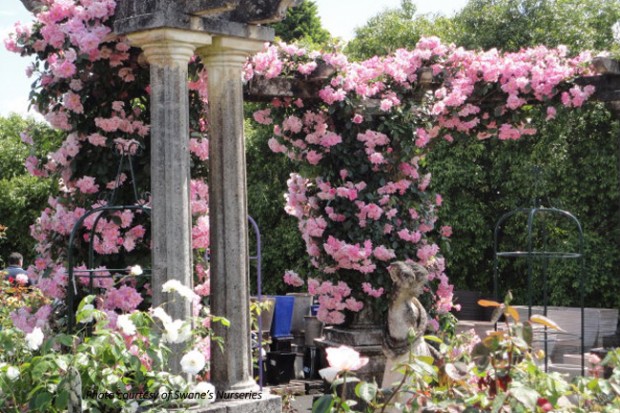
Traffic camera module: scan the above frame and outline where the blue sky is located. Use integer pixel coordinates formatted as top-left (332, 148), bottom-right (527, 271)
top-left (0, 0), bottom-right (467, 119)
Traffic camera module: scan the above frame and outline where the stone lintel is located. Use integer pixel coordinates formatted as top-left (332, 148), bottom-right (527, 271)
top-left (198, 36), bottom-right (265, 65)
top-left (114, 1), bottom-right (274, 43)
top-left (127, 28), bottom-right (212, 66)
top-left (191, 17), bottom-right (274, 42)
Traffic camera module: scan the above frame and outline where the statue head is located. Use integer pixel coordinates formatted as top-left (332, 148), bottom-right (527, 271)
top-left (388, 261), bottom-right (428, 298)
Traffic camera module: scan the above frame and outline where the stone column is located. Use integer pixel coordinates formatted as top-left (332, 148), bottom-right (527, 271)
top-left (127, 29), bottom-right (212, 374)
top-left (197, 37), bottom-right (264, 394)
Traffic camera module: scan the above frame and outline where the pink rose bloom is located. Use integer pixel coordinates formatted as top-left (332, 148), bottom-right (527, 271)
top-left (373, 245), bottom-right (396, 261)
top-left (298, 61), bottom-right (317, 75)
top-left (352, 114), bottom-right (364, 124)
top-left (362, 282), bottom-right (384, 298)
top-left (283, 270), bottom-right (304, 287)
top-left (88, 133), bottom-right (107, 147)
top-left (306, 150), bottom-right (323, 165)
top-left (253, 109), bottom-right (272, 125)
top-left (267, 138), bottom-right (287, 153)
top-left (440, 226), bottom-right (453, 237)
top-left (75, 176), bottom-right (99, 194)
top-left (326, 345), bottom-right (369, 372)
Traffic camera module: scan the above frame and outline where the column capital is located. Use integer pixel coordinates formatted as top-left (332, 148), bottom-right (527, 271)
top-left (197, 36), bottom-right (265, 67)
top-left (127, 28), bottom-right (212, 67)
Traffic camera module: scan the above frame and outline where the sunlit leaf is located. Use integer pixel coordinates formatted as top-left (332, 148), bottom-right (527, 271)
top-left (530, 314), bottom-right (565, 331)
top-left (478, 299), bottom-right (501, 307)
top-left (506, 305), bottom-right (520, 322)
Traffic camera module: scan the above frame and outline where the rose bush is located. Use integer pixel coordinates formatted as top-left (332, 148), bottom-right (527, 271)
top-left (315, 297), bottom-right (620, 412)
top-left (0, 284), bottom-right (218, 413)
top-left (248, 40), bottom-right (594, 326)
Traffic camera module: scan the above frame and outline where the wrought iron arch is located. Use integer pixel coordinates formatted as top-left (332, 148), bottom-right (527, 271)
top-left (66, 144), bottom-right (152, 332)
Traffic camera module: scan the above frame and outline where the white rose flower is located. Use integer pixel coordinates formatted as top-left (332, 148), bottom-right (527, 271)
top-left (116, 314), bottom-right (137, 336)
top-left (129, 265), bottom-right (143, 276)
top-left (318, 367), bottom-right (339, 383)
top-left (6, 366), bottom-right (20, 381)
top-left (163, 320), bottom-right (192, 344)
top-left (15, 273), bottom-right (29, 285)
top-left (25, 327), bottom-right (44, 350)
top-left (177, 322), bottom-right (192, 343)
top-left (180, 350), bottom-right (206, 375)
top-left (152, 307), bottom-right (172, 325)
top-left (192, 381), bottom-right (216, 405)
top-left (162, 280), bottom-right (199, 301)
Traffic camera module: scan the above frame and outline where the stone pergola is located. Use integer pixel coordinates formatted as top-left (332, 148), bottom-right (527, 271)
top-left (15, 0), bottom-right (620, 409)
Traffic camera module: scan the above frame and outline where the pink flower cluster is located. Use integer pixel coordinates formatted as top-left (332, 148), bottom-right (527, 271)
top-left (283, 270), bottom-right (304, 287)
top-left (308, 278), bottom-right (364, 324)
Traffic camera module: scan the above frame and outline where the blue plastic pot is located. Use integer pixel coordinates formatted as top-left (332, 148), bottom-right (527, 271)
top-left (310, 304), bottom-right (320, 316)
top-left (270, 295), bottom-right (295, 338)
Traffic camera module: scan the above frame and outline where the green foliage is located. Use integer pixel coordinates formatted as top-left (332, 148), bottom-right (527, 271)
top-left (345, 1), bottom-right (455, 60)
top-left (0, 115), bottom-right (61, 266)
top-left (271, 0), bottom-right (332, 48)
top-left (429, 102), bottom-right (620, 308)
top-left (452, 0), bottom-right (620, 52)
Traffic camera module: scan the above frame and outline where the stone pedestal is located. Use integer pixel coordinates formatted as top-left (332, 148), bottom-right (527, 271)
top-left (197, 36), bottom-right (264, 395)
top-left (127, 28), bottom-right (212, 375)
top-left (315, 326), bottom-right (386, 386)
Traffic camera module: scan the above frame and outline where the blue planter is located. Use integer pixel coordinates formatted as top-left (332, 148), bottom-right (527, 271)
top-left (270, 295), bottom-right (295, 338)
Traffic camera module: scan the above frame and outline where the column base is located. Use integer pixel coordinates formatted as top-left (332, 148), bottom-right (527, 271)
top-left (173, 393), bottom-right (281, 412)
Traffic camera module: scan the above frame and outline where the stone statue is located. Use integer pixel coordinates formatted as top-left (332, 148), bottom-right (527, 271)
top-left (382, 261), bottom-right (431, 410)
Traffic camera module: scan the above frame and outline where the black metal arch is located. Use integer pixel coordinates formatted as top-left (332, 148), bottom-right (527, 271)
top-left (493, 206), bottom-right (585, 374)
top-left (66, 145), bottom-right (152, 332)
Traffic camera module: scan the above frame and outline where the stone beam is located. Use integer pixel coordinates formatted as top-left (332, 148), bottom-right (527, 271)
top-left (126, 28), bottom-right (212, 375)
top-left (196, 36), bottom-right (264, 396)
top-left (113, 0), bottom-right (276, 40)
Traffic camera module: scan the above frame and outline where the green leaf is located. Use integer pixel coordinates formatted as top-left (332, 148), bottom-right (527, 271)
top-left (511, 386), bottom-right (539, 410)
top-left (55, 390), bottom-right (69, 409)
top-left (56, 334), bottom-right (75, 347)
top-left (312, 394), bottom-right (334, 413)
top-left (491, 392), bottom-right (508, 412)
top-left (33, 391), bottom-right (53, 410)
top-left (423, 335), bottom-right (443, 344)
top-left (355, 381), bottom-right (378, 403)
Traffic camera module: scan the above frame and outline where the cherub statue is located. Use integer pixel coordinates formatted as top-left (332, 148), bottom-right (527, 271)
top-left (382, 261), bottom-right (431, 406)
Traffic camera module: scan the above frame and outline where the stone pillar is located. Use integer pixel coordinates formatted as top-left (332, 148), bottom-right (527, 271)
top-left (197, 37), bottom-right (263, 394)
top-left (127, 29), bottom-right (212, 374)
